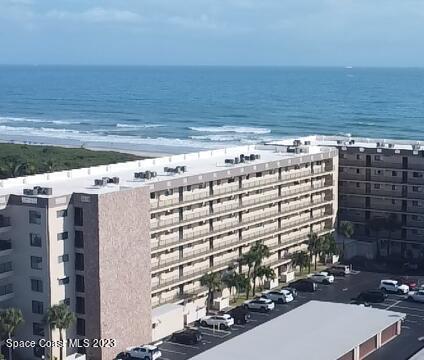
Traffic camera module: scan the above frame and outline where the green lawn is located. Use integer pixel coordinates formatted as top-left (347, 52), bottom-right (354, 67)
top-left (0, 143), bottom-right (143, 179)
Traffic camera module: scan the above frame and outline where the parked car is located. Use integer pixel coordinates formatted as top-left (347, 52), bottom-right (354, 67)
top-left (310, 271), bottom-right (335, 284)
top-left (408, 289), bottom-right (424, 303)
top-left (290, 279), bottom-right (317, 292)
top-left (244, 297), bottom-right (275, 312)
top-left (282, 286), bottom-right (298, 298)
top-left (355, 290), bottom-right (387, 303)
top-left (170, 328), bottom-right (202, 345)
top-left (226, 306), bottom-right (251, 325)
top-left (379, 279), bottom-right (409, 294)
top-left (115, 352), bottom-right (129, 360)
top-left (200, 314), bottom-right (234, 329)
top-left (395, 277), bottom-right (419, 291)
top-left (262, 289), bottom-right (294, 304)
top-left (326, 265), bottom-right (350, 277)
top-left (126, 345), bottom-right (162, 360)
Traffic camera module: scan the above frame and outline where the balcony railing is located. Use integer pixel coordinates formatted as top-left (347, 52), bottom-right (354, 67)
top-left (0, 240), bottom-right (12, 251)
top-left (151, 198), bottom-right (333, 252)
top-left (151, 169), bottom-right (333, 212)
top-left (151, 183), bottom-right (333, 234)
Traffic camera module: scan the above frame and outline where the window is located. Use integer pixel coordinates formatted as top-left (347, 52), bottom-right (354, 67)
top-left (76, 275), bottom-right (85, 293)
top-left (413, 172), bottom-right (424, 178)
top-left (186, 185), bottom-right (192, 191)
top-left (256, 172), bottom-right (263, 177)
top-left (0, 261), bottom-right (12, 274)
top-left (356, 169), bottom-right (360, 174)
top-left (58, 254), bottom-right (69, 263)
top-left (76, 318), bottom-right (86, 336)
top-left (392, 185), bottom-right (397, 191)
top-left (56, 209), bottom-right (68, 218)
top-left (75, 231), bottom-right (84, 248)
top-left (0, 284), bottom-right (13, 296)
top-left (33, 346), bottom-right (45, 358)
top-left (340, 154), bottom-right (345, 159)
top-left (31, 279), bottom-right (43, 292)
top-left (413, 186), bottom-right (421, 192)
top-left (30, 233), bottom-right (41, 247)
top-left (74, 207), bottom-right (83, 226)
top-left (375, 170), bottom-right (382, 175)
top-left (57, 232), bottom-right (68, 241)
top-left (375, 155), bottom-right (381, 161)
top-left (374, 184), bottom-right (381, 189)
top-left (150, 192), bottom-right (156, 199)
top-left (392, 171), bottom-right (398, 176)
top-left (58, 277), bottom-right (70, 285)
top-left (165, 189), bottom-right (173, 196)
top-left (31, 256), bottom-right (42, 270)
top-left (29, 210), bottom-right (41, 225)
top-left (356, 183), bottom-right (360, 188)
top-left (75, 253), bottom-right (84, 271)
top-left (413, 201), bottom-right (419, 207)
top-left (33, 323), bottom-right (45, 336)
top-left (356, 154), bottom-right (361, 160)
top-left (76, 297), bottom-right (85, 314)
top-left (412, 215), bottom-right (418, 221)
top-left (32, 301), bottom-right (43, 314)
top-left (392, 200), bottom-right (396, 205)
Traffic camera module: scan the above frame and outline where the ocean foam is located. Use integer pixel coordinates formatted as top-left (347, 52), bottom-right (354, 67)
top-left (189, 125), bottom-right (271, 134)
top-left (0, 116), bottom-right (80, 125)
top-left (115, 123), bottom-right (164, 128)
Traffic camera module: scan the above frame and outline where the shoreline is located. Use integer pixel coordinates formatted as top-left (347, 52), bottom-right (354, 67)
top-left (0, 134), bottom-right (205, 158)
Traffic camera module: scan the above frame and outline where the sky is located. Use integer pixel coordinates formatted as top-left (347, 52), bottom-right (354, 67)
top-left (0, 0), bottom-right (423, 66)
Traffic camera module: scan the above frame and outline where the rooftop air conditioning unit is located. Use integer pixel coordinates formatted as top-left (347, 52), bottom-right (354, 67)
top-left (23, 188), bottom-right (34, 195)
top-left (94, 179), bottom-right (104, 186)
top-left (349, 140), bottom-right (355, 145)
top-left (388, 143), bottom-right (395, 149)
top-left (249, 154), bottom-right (256, 161)
top-left (293, 139), bottom-right (301, 146)
top-left (337, 140), bottom-right (343, 145)
top-left (255, 154), bottom-right (260, 160)
top-left (304, 141), bottom-right (311, 145)
top-left (234, 157), bottom-right (240, 164)
top-left (376, 141), bottom-right (385, 148)
top-left (134, 172), bottom-right (144, 179)
top-left (413, 144), bottom-right (421, 151)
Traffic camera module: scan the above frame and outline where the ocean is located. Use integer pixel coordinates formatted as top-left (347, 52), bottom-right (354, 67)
top-left (0, 66), bottom-right (423, 154)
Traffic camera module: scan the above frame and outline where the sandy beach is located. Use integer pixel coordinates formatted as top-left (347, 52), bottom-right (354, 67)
top-left (0, 134), bottom-right (204, 158)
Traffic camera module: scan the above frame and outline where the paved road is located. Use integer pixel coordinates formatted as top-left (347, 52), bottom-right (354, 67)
top-left (155, 271), bottom-right (424, 360)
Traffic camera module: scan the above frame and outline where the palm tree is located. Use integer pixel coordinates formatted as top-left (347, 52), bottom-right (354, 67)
top-left (240, 242), bottom-right (270, 298)
top-left (255, 266), bottom-right (275, 291)
top-left (291, 251), bottom-right (309, 273)
top-left (250, 242), bottom-right (270, 296)
top-left (46, 303), bottom-right (76, 360)
top-left (368, 217), bottom-right (387, 259)
top-left (222, 271), bottom-right (238, 303)
top-left (340, 221), bottom-right (354, 257)
top-left (0, 308), bottom-right (24, 360)
top-left (200, 272), bottom-right (222, 310)
top-left (307, 232), bottom-right (321, 271)
top-left (320, 233), bottom-right (339, 263)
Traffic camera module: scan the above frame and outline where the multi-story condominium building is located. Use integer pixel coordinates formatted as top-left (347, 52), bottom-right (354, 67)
top-left (0, 143), bottom-right (338, 360)
top-left (272, 135), bottom-right (424, 260)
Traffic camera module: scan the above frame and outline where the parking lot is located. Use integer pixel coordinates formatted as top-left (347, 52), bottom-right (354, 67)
top-left (155, 271), bottom-right (424, 360)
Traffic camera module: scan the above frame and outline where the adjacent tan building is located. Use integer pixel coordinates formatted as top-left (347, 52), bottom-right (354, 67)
top-left (272, 136), bottom-right (424, 259)
top-left (0, 143), bottom-right (338, 359)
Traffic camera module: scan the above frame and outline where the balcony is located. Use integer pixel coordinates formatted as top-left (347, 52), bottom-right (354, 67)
top-left (0, 240), bottom-right (12, 256)
top-left (0, 217), bottom-right (11, 233)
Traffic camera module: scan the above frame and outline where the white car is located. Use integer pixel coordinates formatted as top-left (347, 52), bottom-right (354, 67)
top-left (310, 271), bottom-right (335, 284)
top-left (379, 280), bottom-right (409, 294)
top-left (200, 314), bottom-right (234, 329)
top-left (244, 297), bottom-right (275, 312)
top-left (127, 345), bottom-right (162, 360)
top-left (408, 289), bottom-right (424, 302)
top-left (262, 289), bottom-right (294, 304)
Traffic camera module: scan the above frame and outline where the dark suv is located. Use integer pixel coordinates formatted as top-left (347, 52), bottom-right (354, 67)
top-left (170, 329), bottom-right (202, 345)
top-left (290, 279), bottom-right (317, 292)
top-left (226, 306), bottom-right (251, 324)
top-left (355, 290), bottom-right (387, 303)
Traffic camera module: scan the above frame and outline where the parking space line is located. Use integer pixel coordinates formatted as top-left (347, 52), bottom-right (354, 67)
top-left (386, 300), bottom-right (403, 310)
top-left (199, 326), bottom-right (231, 334)
top-left (250, 312), bottom-right (270, 317)
top-left (201, 332), bottom-right (229, 339)
top-left (160, 348), bottom-right (187, 355)
top-left (388, 305), bottom-right (424, 312)
top-left (165, 341), bottom-right (200, 349)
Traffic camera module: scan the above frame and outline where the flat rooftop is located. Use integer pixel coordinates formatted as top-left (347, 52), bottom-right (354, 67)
top-left (189, 301), bottom-right (405, 360)
top-left (0, 143), bottom-right (333, 197)
top-left (269, 135), bottom-right (423, 151)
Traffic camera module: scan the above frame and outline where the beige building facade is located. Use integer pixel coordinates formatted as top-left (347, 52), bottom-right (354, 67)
top-left (0, 143), bottom-right (338, 359)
